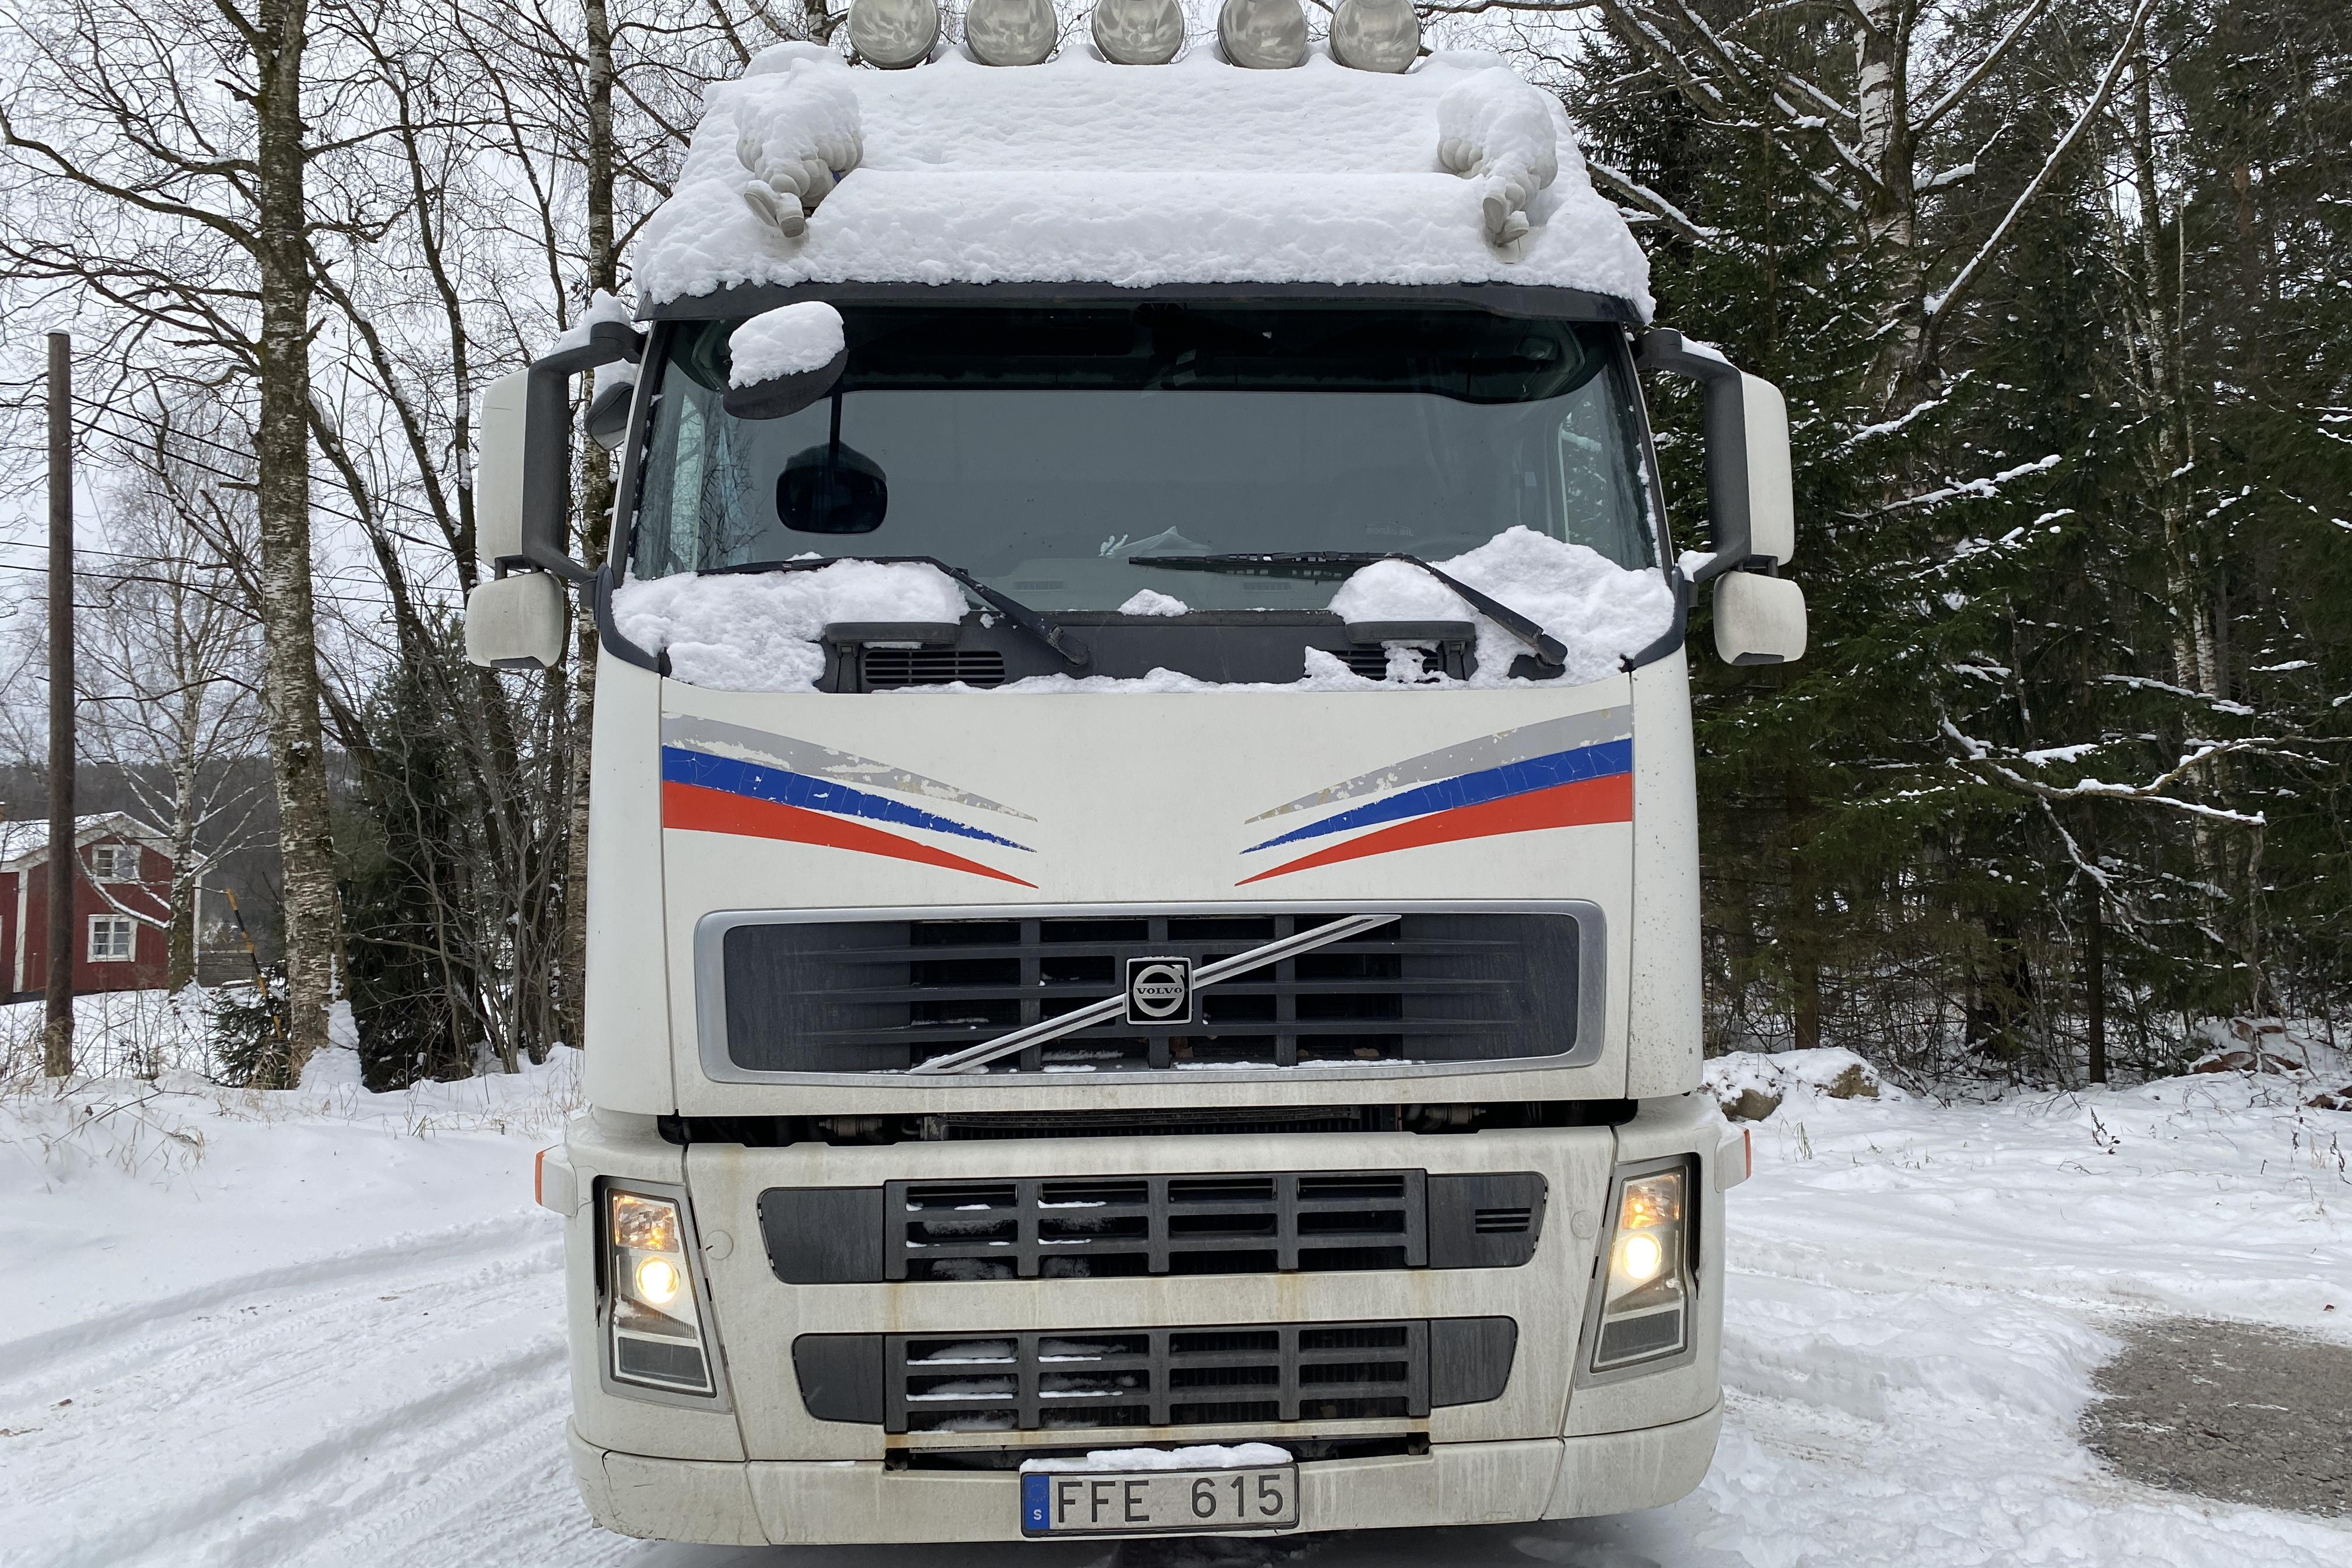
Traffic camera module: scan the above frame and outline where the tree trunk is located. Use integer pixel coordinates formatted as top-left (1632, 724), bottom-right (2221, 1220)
top-left (251, 0), bottom-right (344, 1083)
top-left (559, 0), bottom-right (621, 1054)
top-left (2084, 872), bottom-right (2106, 1085)
top-left (1853, 0), bottom-right (1923, 404)
top-left (166, 681), bottom-right (201, 992)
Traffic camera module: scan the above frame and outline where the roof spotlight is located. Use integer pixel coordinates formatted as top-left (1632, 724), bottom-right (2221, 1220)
top-left (1330, 0), bottom-right (1420, 73)
top-left (966, 0), bottom-right (1057, 65)
top-left (1218, 0), bottom-right (1306, 70)
top-left (1093, 0), bottom-right (1183, 65)
top-left (847, 0), bottom-right (940, 69)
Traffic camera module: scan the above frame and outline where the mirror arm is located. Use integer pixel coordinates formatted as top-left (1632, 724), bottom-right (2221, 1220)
top-left (1635, 327), bottom-right (1752, 584)
top-left (522, 321), bottom-right (645, 584)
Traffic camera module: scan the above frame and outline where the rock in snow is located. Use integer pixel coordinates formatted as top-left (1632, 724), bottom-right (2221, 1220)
top-left (1705, 1046), bottom-right (1890, 1122)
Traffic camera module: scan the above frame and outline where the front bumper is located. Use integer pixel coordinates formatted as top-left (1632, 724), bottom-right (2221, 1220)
top-left (571, 1401), bottom-right (1723, 1545)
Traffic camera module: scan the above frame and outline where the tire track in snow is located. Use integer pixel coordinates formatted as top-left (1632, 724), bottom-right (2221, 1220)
top-left (0, 1210), bottom-right (553, 1374)
top-left (1, 1220), bottom-right (591, 1568)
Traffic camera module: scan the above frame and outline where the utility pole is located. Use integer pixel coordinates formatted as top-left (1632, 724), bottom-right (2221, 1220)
top-left (44, 332), bottom-right (75, 1080)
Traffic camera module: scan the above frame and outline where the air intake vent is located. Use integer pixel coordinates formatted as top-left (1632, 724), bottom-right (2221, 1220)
top-left (1340, 645), bottom-right (1441, 681)
top-left (861, 647), bottom-right (1007, 689)
top-left (760, 1169), bottom-right (1544, 1283)
top-left (790, 1317), bottom-right (1517, 1432)
top-left (719, 911), bottom-right (1583, 1074)
top-left (886, 1170), bottom-right (1425, 1282)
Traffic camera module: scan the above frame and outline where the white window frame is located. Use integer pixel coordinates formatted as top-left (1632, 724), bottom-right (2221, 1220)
top-left (88, 915), bottom-right (136, 963)
top-left (89, 844), bottom-right (138, 883)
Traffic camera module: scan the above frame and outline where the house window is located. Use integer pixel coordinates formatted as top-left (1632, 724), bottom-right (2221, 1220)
top-left (89, 916), bottom-right (136, 963)
top-left (89, 845), bottom-right (138, 882)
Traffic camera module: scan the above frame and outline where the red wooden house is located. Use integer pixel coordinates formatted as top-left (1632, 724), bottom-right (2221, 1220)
top-left (1, 813), bottom-right (173, 1001)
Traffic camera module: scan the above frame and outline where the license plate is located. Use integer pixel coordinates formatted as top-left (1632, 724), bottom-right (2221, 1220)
top-left (1020, 1464), bottom-right (1298, 1536)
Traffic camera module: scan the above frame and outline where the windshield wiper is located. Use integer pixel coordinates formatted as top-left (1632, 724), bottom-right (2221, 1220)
top-left (1129, 552), bottom-right (1567, 676)
top-left (709, 555), bottom-right (1090, 670)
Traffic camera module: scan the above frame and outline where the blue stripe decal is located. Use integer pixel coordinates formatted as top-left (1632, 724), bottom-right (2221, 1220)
top-left (1244, 738), bottom-right (1634, 853)
top-left (661, 747), bottom-right (1032, 852)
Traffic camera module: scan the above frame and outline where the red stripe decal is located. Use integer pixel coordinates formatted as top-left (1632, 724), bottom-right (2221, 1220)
top-left (1236, 774), bottom-right (1633, 886)
top-left (663, 780), bottom-right (1037, 887)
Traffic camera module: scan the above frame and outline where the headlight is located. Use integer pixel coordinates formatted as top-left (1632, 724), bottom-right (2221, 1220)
top-left (1591, 1162), bottom-right (1691, 1371)
top-left (604, 1185), bottom-right (718, 1396)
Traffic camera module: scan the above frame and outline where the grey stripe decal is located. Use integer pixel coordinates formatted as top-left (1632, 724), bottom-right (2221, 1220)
top-left (660, 716), bottom-right (1035, 822)
top-left (1245, 706), bottom-right (1634, 824)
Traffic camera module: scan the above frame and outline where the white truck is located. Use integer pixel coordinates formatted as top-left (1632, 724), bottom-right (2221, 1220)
top-left (466, 14), bottom-right (1804, 1546)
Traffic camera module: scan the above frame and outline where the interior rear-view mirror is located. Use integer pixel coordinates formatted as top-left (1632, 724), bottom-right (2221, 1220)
top-left (1713, 572), bottom-right (1807, 666)
top-left (780, 438), bottom-right (887, 534)
top-left (464, 572), bottom-right (569, 670)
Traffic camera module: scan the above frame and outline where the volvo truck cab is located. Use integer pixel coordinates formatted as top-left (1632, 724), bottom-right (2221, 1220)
top-left (470, 25), bottom-right (1803, 1546)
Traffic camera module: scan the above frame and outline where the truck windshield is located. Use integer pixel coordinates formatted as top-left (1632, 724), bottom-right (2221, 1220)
top-left (629, 303), bottom-right (1657, 610)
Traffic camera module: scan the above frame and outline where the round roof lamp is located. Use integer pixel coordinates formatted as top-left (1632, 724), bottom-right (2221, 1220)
top-left (1093, 0), bottom-right (1183, 65)
top-left (1330, 0), bottom-right (1420, 73)
top-left (1218, 0), bottom-right (1306, 70)
top-left (848, 0), bottom-right (940, 69)
top-left (966, 0), bottom-right (1057, 65)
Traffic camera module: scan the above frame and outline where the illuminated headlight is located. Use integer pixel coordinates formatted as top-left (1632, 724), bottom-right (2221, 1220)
top-left (846, 0), bottom-right (940, 70)
top-left (604, 1185), bottom-right (718, 1396)
top-left (1590, 1163), bottom-right (1690, 1371)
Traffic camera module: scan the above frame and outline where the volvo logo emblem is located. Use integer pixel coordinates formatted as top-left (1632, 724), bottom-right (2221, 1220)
top-left (1124, 957), bottom-right (1194, 1026)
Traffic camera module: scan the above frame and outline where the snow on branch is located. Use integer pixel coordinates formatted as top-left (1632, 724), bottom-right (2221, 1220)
top-left (1882, 453), bottom-right (2061, 512)
top-left (1586, 158), bottom-right (1721, 244)
top-left (1939, 718), bottom-right (2273, 827)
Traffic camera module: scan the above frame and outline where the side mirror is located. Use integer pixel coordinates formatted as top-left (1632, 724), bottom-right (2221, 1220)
top-left (489, 314), bottom-right (645, 582)
top-left (1636, 328), bottom-right (1796, 577)
top-left (464, 572), bottom-right (569, 669)
top-left (723, 302), bottom-right (848, 421)
top-left (1713, 572), bottom-right (1808, 666)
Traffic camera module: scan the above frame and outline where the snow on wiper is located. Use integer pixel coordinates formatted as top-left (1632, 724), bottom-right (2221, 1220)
top-left (1129, 552), bottom-right (1568, 676)
top-left (709, 555), bottom-right (1090, 671)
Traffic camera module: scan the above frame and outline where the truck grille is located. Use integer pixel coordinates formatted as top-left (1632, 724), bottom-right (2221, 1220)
top-left (791, 1317), bottom-right (1517, 1434)
top-left (719, 910), bottom-right (1582, 1074)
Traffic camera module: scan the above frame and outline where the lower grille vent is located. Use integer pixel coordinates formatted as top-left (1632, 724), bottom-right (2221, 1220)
top-left (789, 1317), bottom-right (1517, 1434)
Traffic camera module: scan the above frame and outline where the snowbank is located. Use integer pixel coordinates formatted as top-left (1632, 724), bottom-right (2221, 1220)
top-left (636, 47), bottom-right (1651, 312)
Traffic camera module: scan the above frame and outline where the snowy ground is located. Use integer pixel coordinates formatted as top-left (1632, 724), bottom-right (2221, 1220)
top-left (4, 1010), bottom-right (2348, 1567)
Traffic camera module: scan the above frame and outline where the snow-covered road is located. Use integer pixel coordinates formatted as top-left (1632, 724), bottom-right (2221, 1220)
top-left (4, 1042), bottom-right (2347, 1568)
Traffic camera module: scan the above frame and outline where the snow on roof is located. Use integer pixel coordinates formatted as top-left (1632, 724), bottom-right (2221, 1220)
top-left (637, 43), bottom-right (1652, 314)
top-left (0, 813), bottom-right (170, 869)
